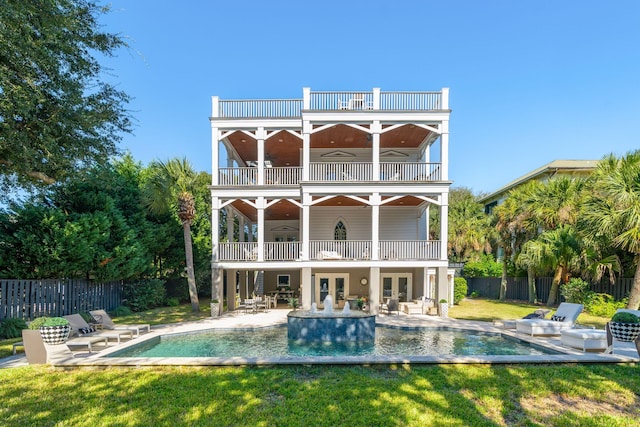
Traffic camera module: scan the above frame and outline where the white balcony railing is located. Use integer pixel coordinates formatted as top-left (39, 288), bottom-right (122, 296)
top-left (309, 162), bottom-right (373, 181)
top-left (213, 89), bottom-right (446, 118)
top-left (217, 240), bottom-right (440, 261)
top-left (218, 163), bottom-right (441, 186)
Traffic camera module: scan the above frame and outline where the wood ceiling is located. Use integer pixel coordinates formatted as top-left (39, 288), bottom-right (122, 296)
top-left (223, 123), bottom-right (438, 221)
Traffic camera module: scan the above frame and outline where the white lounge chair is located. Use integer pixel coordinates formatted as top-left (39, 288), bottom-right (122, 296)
top-left (63, 314), bottom-right (134, 344)
top-left (515, 303), bottom-right (583, 336)
top-left (89, 309), bottom-right (150, 337)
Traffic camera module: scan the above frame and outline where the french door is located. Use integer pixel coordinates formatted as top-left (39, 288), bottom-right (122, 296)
top-left (315, 273), bottom-right (349, 308)
top-left (381, 273), bottom-right (412, 302)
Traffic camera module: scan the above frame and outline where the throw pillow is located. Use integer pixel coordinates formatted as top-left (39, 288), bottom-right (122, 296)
top-left (550, 314), bottom-right (566, 322)
top-left (78, 326), bottom-right (96, 334)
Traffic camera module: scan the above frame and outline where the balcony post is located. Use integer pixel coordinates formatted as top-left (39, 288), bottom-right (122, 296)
top-left (371, 193), bottom-right (380, 260)
top-left (257, 196), bottom-right (265, 261)
top-left (211, 126), bottom-right (219, 186)
top-left (257, 127), bottom-right (266, 185)
top-left (303, 87), bottom-right (311, 110)
top-left (301, 193), bottom-right (311, 260)
top-left (439, 192), bottom-right (449, 261)
top-left (440, 119), bottom-right (449, 181)
top-left (211, 96), bottom-right (219, 118)
top-left (372, 120), bottom-right (381, 181)
top-left (441, 88), bottom-right (449, 110)
top-left (372, 88), bottom-right (380, 110)
top-left (302, 120), bottom-right (311, 181)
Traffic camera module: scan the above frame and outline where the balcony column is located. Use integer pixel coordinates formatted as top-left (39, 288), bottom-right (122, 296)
top-left (239, 216), bottom-right (245, 242)
top-left (257, 196), bottom-right (265, 261)
top-left (436, 266), bottom-right (449, 304)
top-left (227, 269), bottom-right (237, 311)
top-left (370, 193), bottom-right (380, 260)
top-left (439, 193), bottom-right (449, 261)
top-left (257, 127), bottom-right (266, 185)
top-left (301, 267), bottom-right (312, 309)
top-left (440, 119), bottom-right (449, 181)
top-left (301, 192), bottom-right (311, 260)
top-left (302, 121), bottom-right (311, 181)
top-left (372, 121), bottom-right (381, 181)
top-left (226, 207), bottom-right (234, 243)
top-left (211, 196), bottom-right (223, 313)
top-left (211, 126), bottom-right (219, 186)
top-left (369, 267), bottom-right (380, 314)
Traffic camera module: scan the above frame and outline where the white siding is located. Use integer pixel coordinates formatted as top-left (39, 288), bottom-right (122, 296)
top-left (379, 207), bottom-right (421, 240)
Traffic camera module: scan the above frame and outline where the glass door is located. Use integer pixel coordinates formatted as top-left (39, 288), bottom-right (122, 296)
top-left (315, 274), bottom-right (349, 308)
top-left (380, 273), bottom-right (412, 302)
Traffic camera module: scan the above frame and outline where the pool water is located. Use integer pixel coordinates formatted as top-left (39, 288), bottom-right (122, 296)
top-left (107, 326), bottom-right (555, 358)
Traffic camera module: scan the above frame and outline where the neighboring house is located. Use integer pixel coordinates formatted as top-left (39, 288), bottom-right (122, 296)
top-left (479, 160), bottom-right (599, 214)
top-left (209, 88), bottom-right (453, 314)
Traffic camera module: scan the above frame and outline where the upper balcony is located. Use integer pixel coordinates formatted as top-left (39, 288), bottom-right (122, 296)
top-left (211, 88), bottom-right (449, 119)
top-left (218, 162), bottom-right (441, 186)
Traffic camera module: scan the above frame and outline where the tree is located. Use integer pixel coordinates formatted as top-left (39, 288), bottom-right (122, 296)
top-left (0, 0), bottom-right (131, 193)
top-left (519, 225), bottom-right (581, 306)
top-left (581, 151), bottom-right (640, 309)
top-left (447, 187), bottom-right (494, 262)
top-left (144, 158), bottom-right (200, 312)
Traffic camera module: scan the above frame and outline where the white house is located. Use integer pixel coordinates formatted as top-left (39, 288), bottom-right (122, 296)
top-left (209, 88), bottom-right (453, 314)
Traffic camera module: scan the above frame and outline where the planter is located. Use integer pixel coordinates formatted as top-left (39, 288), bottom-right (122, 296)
top-left (210, 302), bottom-right (220, 317)
top-left (39, 325), bottom-right (71, 345)
top-left (609, 322), bottom-right (640, 342)
top-left (439, 303), bottom-right (449, 318)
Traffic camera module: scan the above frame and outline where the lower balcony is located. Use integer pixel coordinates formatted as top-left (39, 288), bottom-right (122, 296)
top-left (217, 240), bottom-right (441, 262)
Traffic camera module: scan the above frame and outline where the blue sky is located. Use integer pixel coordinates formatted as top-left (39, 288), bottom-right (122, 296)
top-left (100, 0), bottom-right (640, 194)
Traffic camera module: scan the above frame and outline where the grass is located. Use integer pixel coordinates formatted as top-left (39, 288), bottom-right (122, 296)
top-left (1, 363), bottom-right (638, 426)
top-left (1, 299), bottom-right (638, 425)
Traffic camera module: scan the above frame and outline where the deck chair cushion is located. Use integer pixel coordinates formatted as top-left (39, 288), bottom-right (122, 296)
top-left (551, 315), bottom-right (566, 322)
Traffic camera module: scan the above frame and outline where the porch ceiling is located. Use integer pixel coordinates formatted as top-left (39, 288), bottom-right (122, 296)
top-left (225, 124), bottom-right (436, 167)
top-left (230, 195), bottom-right (427, 223)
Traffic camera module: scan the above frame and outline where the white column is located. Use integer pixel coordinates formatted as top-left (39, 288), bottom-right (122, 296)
top-left (440, 119), bottom-right (449, 181)
top-left (239, 216), bottom-right (245, 242)
top-left (257, 196), bottom-right (265, 261)
top-left (227, 269), bottom-right (237, 310)
top-left (301, 192), bottom-right (311, 260)
top-left (301, 267), bottom-right (312, 309)
top-left (440, 192), bottom-right (449, 261)
top-left (302, 121), bottom-right (311, 181)
top-left (372, 120), bottom-right (380, 181)
top-left (211, 126), bottom-right (219, 186)
top-left (211, 196), bottom-right (223, 311)
top-left (369, 267), bottom-right (381, 314)
top-left (257, 127), bottom-right (265, 185)
top-left (372, 87), bottom-right (380, 110)
top-left (423, 267), bottom-right (431, 298)
top-left (370, 193), bottom-right (380, 260)
top-left (226, 207), bottom-right (234, 243)
top-left (436, 266), bottom-right (448, 303)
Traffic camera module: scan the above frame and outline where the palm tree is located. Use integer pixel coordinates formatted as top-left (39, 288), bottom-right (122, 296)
top-left (448, 188), bottom-right (494, 262)
top-left (519, 225), bottom-right (581, 306)
top-left (582, 151), bottom-right (640, 309)
top-left (144, 158), bottom-right (200, 312)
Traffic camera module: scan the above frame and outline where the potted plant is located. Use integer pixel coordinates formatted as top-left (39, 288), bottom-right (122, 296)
top-left (439, 299), bottom-right (449, 318)
top-left (287, 297), bottom-right (299, 311)
top-left (356, 297), bottom-right (365, 310)
top-left (210, 300), bottom-right (220, 317)
top-left (608, 311), bottom-right (640, 342)
top-left (26, 317), bottom-right (71, 345)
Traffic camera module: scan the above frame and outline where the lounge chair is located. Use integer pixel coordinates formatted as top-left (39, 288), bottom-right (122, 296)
top-left (64, 314), bottom-right (134, 344)
top-left (89, 309), bottom-right (151, 337)
top-left (381, 298), bottom-right (399, 315)
top-left (515, 303), bottom-right (583, 336)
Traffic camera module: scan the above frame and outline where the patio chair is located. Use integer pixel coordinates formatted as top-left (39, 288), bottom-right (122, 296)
top-left (381, 298), bottom-right (399, 315)
top-left (515, 303), bottom-right (583, 336)
top-left (89, 309), bottom-right (150, 337)
top-left (63, 314), bottom-right (134, 344)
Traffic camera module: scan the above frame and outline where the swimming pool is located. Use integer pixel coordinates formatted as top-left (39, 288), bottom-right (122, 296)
top-left (107, 325), bottom-right (556, 359)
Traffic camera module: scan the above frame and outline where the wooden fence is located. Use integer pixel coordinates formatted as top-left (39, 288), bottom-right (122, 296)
top-left (466, 277), bottom-right (634, 302)
top-left (0, 279), bottom-right (123, 321)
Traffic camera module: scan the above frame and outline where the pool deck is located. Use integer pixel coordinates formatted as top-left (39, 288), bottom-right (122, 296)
top-left (2, 309), bottom-right (638, 368)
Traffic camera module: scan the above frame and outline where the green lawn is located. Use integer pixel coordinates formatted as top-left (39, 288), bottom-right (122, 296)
top-left (1, 363), bottom-right (638, 426)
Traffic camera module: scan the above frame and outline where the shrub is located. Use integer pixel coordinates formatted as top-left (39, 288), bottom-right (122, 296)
top-left (470, 290), bottom-right (480, 298)
top-left (0, 318), bottom-right (28, 339)
top-left (611, 312), bottom-right (640, 323)
top-left (28, 317), bottom-right (69, 329)
top-left (122, 279), bottom-right (166, 312)
top-left (453, 277), bottom-right (468, 304)
top-left (463, 254), bottom-right (502, 278)
top-left (584, 293), bottom-right (627, 318)
top-left (165, 297), bottom-right (180, 307)
top-left (561, 278), bottom-right (592, 304)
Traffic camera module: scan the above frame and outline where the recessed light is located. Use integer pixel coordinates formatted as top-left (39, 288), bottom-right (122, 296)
top-left (400, 140), bottom-right (405, 144)
top-left (330, 140), bottom-right (335, 144)
top-left (241, 139), bottom-right (246, 142)
top-left (278, 139), bottom-right (283, 142)
top-left (285, 162), bottom-right (290, 166)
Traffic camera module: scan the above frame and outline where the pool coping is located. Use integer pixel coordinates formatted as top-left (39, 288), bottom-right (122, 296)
top-left (40, 310), bottom-right (640, 367)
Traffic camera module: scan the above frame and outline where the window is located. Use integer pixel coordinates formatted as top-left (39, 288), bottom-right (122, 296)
top-left (334, 221), bottom-right (347, 241)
